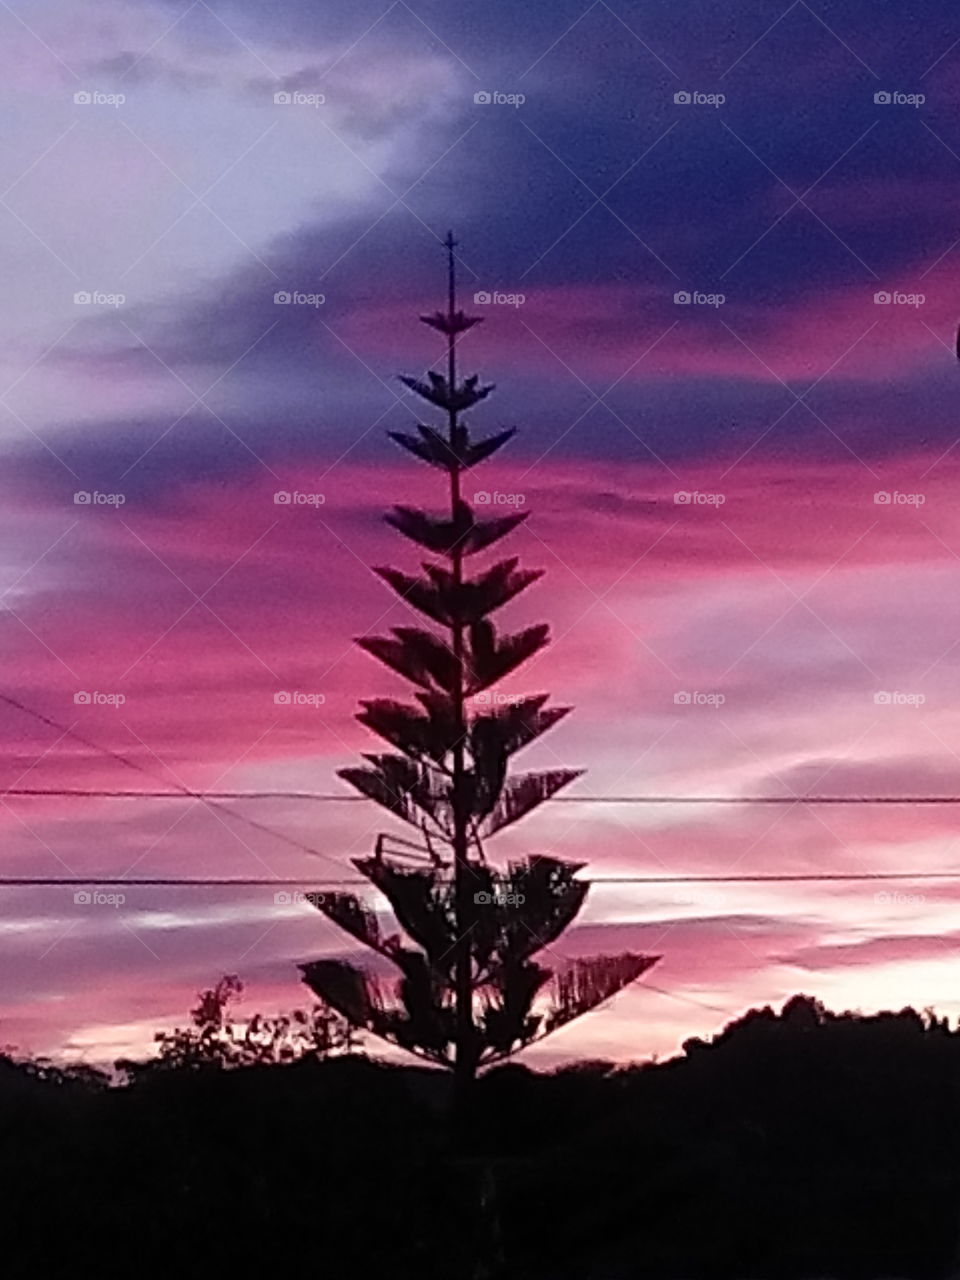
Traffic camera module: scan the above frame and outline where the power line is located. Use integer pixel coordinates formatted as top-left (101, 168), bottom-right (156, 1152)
top-left (6, 690), bottom-right (960, 808)
top-left (2, 788), bottom-right (365, 801)
top-left (6, 787), bottom-right (960, 805)
top-left (643, 982), bottom-right (733, 1017)
top-left (0, 877), bottom-right (367, 887)
top-left (1, 788), bottom-right (364, 801)
top-left (0, 871), bottom-right (953, 886)
top-left (0, 693), bottom-right (349, 875)
top-left (4, 694), bottom-right (958, 892)
top-left (586, 871), bottom-right (960, 883)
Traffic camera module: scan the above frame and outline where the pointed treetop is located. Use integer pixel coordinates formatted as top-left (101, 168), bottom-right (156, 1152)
top-left (445, 229), bottom-right (457, 321)
top-left (417, 227), bottom-right (483, 339)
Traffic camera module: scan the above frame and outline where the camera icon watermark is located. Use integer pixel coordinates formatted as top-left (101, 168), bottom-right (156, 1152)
top-left (674, 690), bottom-right (725, 707)
top-left (273, 290), bottom-right (324, 307)
top-left (472, 290), bottom-right (525, 307)
top-left (674, 90), bottom-right (725, 107)
top-left (873, 290), bottom-right (924, 307)
top-left (674, 290), bottom-right (725, 307)
top-left (274, 90), bottom-right (325, 107)
top-left (74, 490), bottom-right (126, 506)
top-left (873, 491), bottom-right (925, 506)
top-left (472, 690), bottom-right (522, 707)
top-left (274, 690), bottom-right (325, 707)
top-left (74, 691), bottom-right (126, 707)
top-left (473, 491), bottom-right (525, 506)
top-left (873, 690), bottom-right (925, 707)
top-left (73, 888), bottom-right (125, 907)
top-left (874, 90), bottom-right (924, 107)
top-left (674, 490), bottom-right (725, 506)
top-left (474, 90), bottom-right (525, 107)
top-left (74, 290), bottom-right (125, 308)
top-left (73, 90), bottom-right (125, 108)
top-left (273, 490), bottom-right (324, 506)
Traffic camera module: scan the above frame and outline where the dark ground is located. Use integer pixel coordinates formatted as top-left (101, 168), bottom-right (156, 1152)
top-left (2, 995), bottom-right (959, 1279)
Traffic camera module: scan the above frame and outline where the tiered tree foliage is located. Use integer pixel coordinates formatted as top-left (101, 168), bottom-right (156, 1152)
top-left (301, 233), bottom-right (659, 1103)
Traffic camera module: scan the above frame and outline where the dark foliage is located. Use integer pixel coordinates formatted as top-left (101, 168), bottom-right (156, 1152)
top-left (117, 975), bottom-right (356, 1078)
top-left (2, 995), bottom-right (960, 1278)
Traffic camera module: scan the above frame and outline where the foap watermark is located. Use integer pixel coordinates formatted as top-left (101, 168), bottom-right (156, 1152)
top-left (874, 290), bottom-right (924, 307)
top-left (674, 490), bottom-right (725, 506)
top-left (474, 490), bottom-right (525, 506)
top-left (474, 90), bottom-right (525, 107)
top-left (873, 691), bottom-right (926, 707)
top-left (473, 290), bottom-right (525, 308)
top-left (674, 690), bottom-right (726, 707)
top-left (874, 490), bottom-right (925, 506)
top-left (674, 290), bottom-right (725, 308)
top-left (74, 490), bottom-right (125, 506)
top-left (274, 290), bottom-right (325, 307)
top-left (74, 90), bottom-right (125, 108)
top-left (74, 290), bottom-right (125, 308)
top-left (474, 890), bottom-right (526, 906)
top-left (274, 490), bottom-right (325, 506)
top-left (274, 890), bottom-right (328, 906)
top-left (74, 889), bottom-right (125, 907)
top-left (875, 890), bottom-right (925, 905)
top-left (74, 691), bottom-right (126, 707)
top-left (674, 90), bottom-right (725, 107)
top-left (874, 90), bottom-right (924, 108)
top-left (274, 90), bottom-right (325, 107)
top-left (473, 691), bottom-right (523, 706)
top-left (274, 691), bottom-right (326, 707)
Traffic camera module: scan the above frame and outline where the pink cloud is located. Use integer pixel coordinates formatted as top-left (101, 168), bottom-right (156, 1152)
top-left (333, 267), bottom-right (959, 388)
top-left (5, 452), bottom-right (960, 1061)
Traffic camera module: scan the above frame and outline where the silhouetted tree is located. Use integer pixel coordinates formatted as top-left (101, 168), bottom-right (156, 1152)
top-left (300, 233), bottom-right (659, 1116)
top-left (120, 974), bottom-right (354, 1076)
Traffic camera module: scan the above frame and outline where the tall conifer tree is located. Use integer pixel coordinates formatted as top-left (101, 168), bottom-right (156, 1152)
top-left (301, 234), bottom-right (659, 1108)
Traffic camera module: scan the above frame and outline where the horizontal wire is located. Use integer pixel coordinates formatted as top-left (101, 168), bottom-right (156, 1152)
top-left (0, 871), bottom-right (954, 886)
top-left (3, 697), bottom-right (956, 891)
top-left (5, 695), bottom-right (960, 808)
top-left (0, 694), bottom-right (351, 875)
top-left (4, 788), bottom-right (960, 804)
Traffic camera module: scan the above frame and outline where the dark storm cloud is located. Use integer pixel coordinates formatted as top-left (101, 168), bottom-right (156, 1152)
top-left (13, 0), bottom-right (960, 500)
top-left (130, 0), bottom-right (960, 296)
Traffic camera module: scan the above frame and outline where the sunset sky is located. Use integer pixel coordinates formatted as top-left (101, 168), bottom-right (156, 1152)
top-left (4, 0), bottom-right (960, 1067)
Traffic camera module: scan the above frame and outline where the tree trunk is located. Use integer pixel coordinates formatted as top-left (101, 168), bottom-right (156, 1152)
top-left (445, 232), bottom-right (476, 1130)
